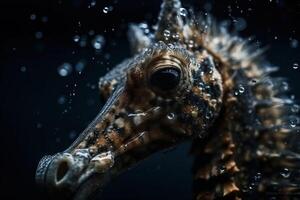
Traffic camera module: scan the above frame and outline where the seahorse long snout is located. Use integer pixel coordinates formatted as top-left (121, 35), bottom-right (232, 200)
top-left (36, 149), bottom-right (115, 199)
top-left (36, 153), bottom-right (85, 192)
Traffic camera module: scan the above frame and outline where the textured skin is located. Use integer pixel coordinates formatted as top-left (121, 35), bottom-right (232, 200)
top-left (35, 0), bottom-right (300, 199)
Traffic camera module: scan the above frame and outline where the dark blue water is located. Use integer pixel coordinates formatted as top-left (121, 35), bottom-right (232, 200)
top-left (0, 0), bottom-right (299, 199)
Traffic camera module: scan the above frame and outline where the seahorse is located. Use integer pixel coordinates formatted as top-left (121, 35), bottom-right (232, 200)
top-left (35, 0), bottom-right (300, 199)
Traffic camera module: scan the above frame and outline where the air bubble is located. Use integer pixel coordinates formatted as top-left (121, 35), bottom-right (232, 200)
top-left (163, 29), bottom-right (171, 38)
top-left (57, 63), bottom-right (73, 77)
top-left (139, 23), bottom-right (150, 34)
top-left (188, 40), bottom-right (194, 48)
top-left (92, 35), bottom-right (105, 50)
top-left (280, 168), bottom-right (291, 178)
top-left (172, 33), bottom-right (180, 40)
top-left (73, 35), bottom-right (80, 42)
top-left (292, 63), bottom-right (299, 69)
top-left (167, 113), bottom-right (175, 120)
top-left (289, 116), bottom-right (299, 128)
top-left (205, 111), bottom-right (213, 119)
top-left (103, 7), bottom-right (109, 13)
top-left (179, 7), bottom-right (188, 17)
top-left (103, 6), bottom-right (113, 14)
top-left (238, 85), bottom-right (245, 93)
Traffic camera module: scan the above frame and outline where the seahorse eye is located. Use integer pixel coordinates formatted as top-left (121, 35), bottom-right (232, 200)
top-left (149, 67), bottom-right (181, 91)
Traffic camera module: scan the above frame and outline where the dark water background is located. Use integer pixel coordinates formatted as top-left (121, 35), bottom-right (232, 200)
top-left (1, 0), bottom-right (300, 199)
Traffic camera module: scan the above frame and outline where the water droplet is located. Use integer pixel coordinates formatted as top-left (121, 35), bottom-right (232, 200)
top-left (238, 84), bottom-right (245, 93)
top-left (103, 6), bottom-right (113, 14)
top-left (167, 113), bottom-right (175, 120)
top-left (92, 35), bottom-right (105, 50)
top-left (292, 63), bottom-right (299, 69)
top-left (35, 31), bottom-right (43, 39)
top-left (188, 40), bottom-right (194, 48)
top-left (163, 29), bottom-right (171, 39)
top-left (139, 23), bottom-right (150, 34)
top-left (205, 111), bottom-right (213, 119)
top-left (172, 33), bottom-right (180, 40)
top-left (73, 35), bottom-right (80, 42)
top-left (290, 117), bottom-right (299, 128)
top-left (280, 168), bottom-right (291, 178)
top-left (103, 7), bottom-right (109, 13)
top-left (57, 63), bottom-right (73, 77)
top-left (179, 7), bottom-right (188, 17)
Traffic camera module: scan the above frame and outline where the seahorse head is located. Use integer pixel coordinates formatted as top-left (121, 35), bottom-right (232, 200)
top-left (35, 0), bottom-right (224, 198)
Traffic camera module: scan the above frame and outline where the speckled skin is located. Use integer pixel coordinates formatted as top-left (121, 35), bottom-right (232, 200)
top-left (36, 0), bottom-right (300, 199)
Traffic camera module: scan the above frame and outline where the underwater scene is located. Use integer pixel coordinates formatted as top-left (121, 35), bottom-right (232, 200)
top-left (1, 0), bottom-right (300, 199)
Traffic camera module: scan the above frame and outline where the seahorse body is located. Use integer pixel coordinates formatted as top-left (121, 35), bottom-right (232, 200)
top-left (35, 0), bottom-right (300, 199)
